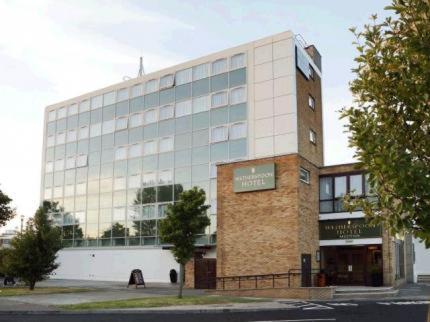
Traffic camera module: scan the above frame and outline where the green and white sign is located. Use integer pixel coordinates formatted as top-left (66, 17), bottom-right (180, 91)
top-left (319, 219), bottom-right (382, 240)
top-left (233, 163), bottom-right (276, 193)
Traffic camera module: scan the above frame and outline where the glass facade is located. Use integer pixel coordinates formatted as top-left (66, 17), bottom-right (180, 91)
top-left (43, 54), bottom-right (247, 248)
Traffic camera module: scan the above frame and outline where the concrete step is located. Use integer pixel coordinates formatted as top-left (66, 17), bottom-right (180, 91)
top-left (335, 286), bottom-right (394, 293)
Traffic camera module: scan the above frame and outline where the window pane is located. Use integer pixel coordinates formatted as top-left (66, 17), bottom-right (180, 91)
top-left (193, 112), bottom-right (209, 130)
top-left (229, 138), bottom-right (247, 159)
top-left (130, 113), bottom-right (143, 128)
top-left (175, 100), bottom-right (192, 117)
top-left (91, 95), bottom-right (103, 110)
top-left (159, 170), bottom-right (173, 184)
top-left (102, 120), bottom-right (115, 135)
top-left (192, 164), bottom-right (208, 182)
top-left (143, 141), bottom-right (157, 155)
top-left (211, 59), bottom-right (227, 75)
top-left (192, 145), bottom-right (209, 164)
top-left (116, 117), bottom-right (128, 130)
top-left (160, 74), bottom-right (174, 89)
top-left (145, 79), bottom-right (158, 93)
top-left (144, 109), bottom-right (157, 124)
top-left (230, 122), bottom-right (246, 139)
top-left (159, 152), bottom-right (174, 169)
top-left (211, 92), bottom-right (228, 108)
top-left (175, 84), bottom-right (191, 101)
top-left (210, 142), bottom-right (228, 161)
top-left (175, 133), bottom-right (191, 151)
top-left (334, 176), bottom-right (347, 198)
top-left (175, 149), bottom-right (191, 167)
top-left (319, 177), bottom-right (333, 200)
top-left (230, 87), bottom-right (246, 105)
top-left (159, 137), bottom-right (174, 153)
top-left (230, 53), bottom-right (245, 69)
top-left (320, 201), bottom-right (333, 213)
top-left (211, 73), bottom-right (229, 92)
top-left (144, 123), bottom-right (158, 139)
top-left (193, 95), bottom-right (210, 113)
top-left (192, 78), bottom-right (210, 97)
top-left (103, 91), bottom-right (115, 106)
top-left (131, 84), bottom-right (143, 98)
top-left (211, 107), bottom-right (229, 126)
top-left (115, 130), bottom-right (130, 146)
top-left (90, 123), bottom-right (102, 137)
top-left (79, 100), bottom-right (90, 112)
top-left (158, 119), bottom-right (174, 136)
top-left (144, 92), bottom-right (158, 108)
top-left (193, 129), bottom-right (209, 146)
top-left (211, 126), bottom-right (228, 142)
top-left (350, 174), bottom-right (363, 196)
top-left (102, 105), bottom-right (115, 121)
top-left (159, 105), bottom-right (174, 120)
top-left (129, 143), bottom-right (142, 158)
top-left (229, 103), bottom-right (247, 122)
top-left (130, 96), bottom-right (144, 113)
top-left (117, 88), bottom-right (129, 102)
top-left (159, 88), bottom-right (175, 105)
top-left (229, 68), bottom-right (247, 88)
top-left (115, 146), bottom-right (127, 160)
top-left (175, 116), bottom-right (192, 134)
top-left (193, 63), bottom-right (209, 80)
top-left (175, 68), bottom-right (192, 85)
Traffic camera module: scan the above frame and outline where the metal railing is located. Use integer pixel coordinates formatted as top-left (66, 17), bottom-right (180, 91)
top-left (216, 269), bottom-right (321, 290)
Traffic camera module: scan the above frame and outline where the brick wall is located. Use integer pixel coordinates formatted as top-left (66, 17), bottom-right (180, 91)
top-left (217, 154), bottom-right (320, 280)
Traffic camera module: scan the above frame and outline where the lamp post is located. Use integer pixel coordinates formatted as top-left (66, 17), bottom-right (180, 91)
top-left (20, 215), bottom-right (24, 233)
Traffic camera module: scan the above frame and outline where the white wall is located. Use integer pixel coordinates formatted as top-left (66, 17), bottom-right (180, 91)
top-left (413, 238), bottom-right (430, 282)
top-left (52, 248), bottom-right (179, 282)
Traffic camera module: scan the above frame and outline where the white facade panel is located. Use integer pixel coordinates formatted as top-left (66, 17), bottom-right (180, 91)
top-left (413, 238), bottom-right (430, 283)
top-left (53, 248), bottom-right (179, 282)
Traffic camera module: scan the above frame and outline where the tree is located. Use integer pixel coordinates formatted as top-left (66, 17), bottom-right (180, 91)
top-left (3, 201), bottom-right (62, 290)
top-left (158, 187), bottom-right (210, 298)
top-left (0, 189), bottom-right (15, 227)
top-left (341, 0), bottom-right (430, 245)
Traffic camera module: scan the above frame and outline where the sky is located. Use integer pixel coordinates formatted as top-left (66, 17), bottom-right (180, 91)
top-left (0, 0), bottom-right (390, 232)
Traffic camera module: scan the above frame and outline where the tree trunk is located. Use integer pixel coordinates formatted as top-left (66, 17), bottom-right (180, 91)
top-left (29, 280), bottom-right (36, 291)
top-left (178, 263), bottom-right (184, 299)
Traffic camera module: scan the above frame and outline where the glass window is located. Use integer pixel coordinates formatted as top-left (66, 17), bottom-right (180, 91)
top-left (56, 118), bottom-right (67, 132)
top-left (159, 88), bottom-right (175, 105)
top-left (319, 177), bottom-right (333, 200)
top-left (47, 135), bottom-right (55, 147)
top-left (115, 101), bottom-right (129, 117)
top-left (175, 115), bottom-right (192, 134)
top-left (175, 84), bottom-right (191, 101)
top-left (116, 117), bottom-right (128, 130)
top-left (129, 143), bottom-right (142, 158)
top-left (68, 104), bottom-right (78, 116)
top-left (157, 185), bottom-right (173, 202)
top-left (230, 122), bottom-right (246, 139)
top-left (192, 164), bottom-right (209, 182)
top-left (45, 161), bottom-right (54, 173)
top-left (192, 78), bottom-right (210, 97)
top-left (145, 79), bottom-right (158, 93)
top-left (113, 207), bottom-right (126, 221)
top-left (76, 182), bottom-right (87, 195)
top-left (103, 91), bottom-right (115, 106)
top-left (79, 126), bottom-right (89, 140)
top-left (175, 68), bottom-right (192, 85)
top-left (210, 142), bottom-right (228, 161)
top-left (66, 156), bottom-right (75, 169)
top-left (350, 174), bottom-right (363, 196)
top-left (192, 146), bottom-right (209, 164)
top-left (90, 123), bottom-right (102, 137)
top-left (230, 53), bottom-right (245, 69)
top-left (211, 126), bottom-right (228, 143)
top-left (131, 84), bottom-right (143, 98)
top-left (144, 109), bottom-right (157, 124)
top-left (101, 148), bottom-right (114, 163)
top-left (211, 73), bottom-right (229, 92)
top-left (143, 140), bottom-right (157, 155)
top-left (57, 106), bottom-right (67, 119)
top-left (79, 100), bottom-right (90, 112)
top-left (56, 132), bottom-right (66, 145)
top-left (309, 95), bottom-right (315, 110)
top-left (175, 167), bottom-right (191, 184)
top-left (76, 154), bottom-right (88, 167)
top-left (47, 122), bottom-right (56, 135)
top-left (144, 155), bottom-right (158, 172)
top-left (193, 63), bottom-right (210, 80)
top-left (144, 92), bottom-right (159, 109)
top-left (114, 177), bottom-right (126, 191)
top-left (309, 129), bottom-right (317, 144)
top-left (130, 113), bottom-right (143, 128)
top-left (48, 110), bottom-right (56, 122)
top-left (193, 128), bottom-right (209, 146)
top-left (102, 133), bottom-right (114, 149)
top-left (130, 96), bottom-right (144, 113)
top-left (102, 120), bottom-right (115, 135)
top-left (175, 149), bottom-right (191, 167)
top-left (229, 138), bottom-right (247, 159)
top-left (144, 123), bottom-right (158, 139)
top-left (334, 176), bottom-right (347, 198)
top-left (211, 107), bottom-right (229, 126)
top-left (91, 95), bottom-right (103, 110)
top-left (211, 91), bottom-right (228, 108)
top-left (117, 88), bottom-right (129, 102)
top-left (90, 108), bottom-right (102, 124)
top-left (128, 174), bottom-right (141, 189)
top-left (67, 129), bottom-right (77, 142)
top-left (159, 169), bottom-right (173, 184)
top-left (102, 105), bottom-right (115, 121)
top-left (193, 95), bottom-right (209, 113)
top-left (230, 87), bottom-right (246, 105)
top-left (229, 68), bottom-right (247, 88)
top-left (143, 172), bottom-right (157, 186)
top-left (160, 74), bottom-right (174, 89)
top-left (115, 146), bottom-right (127, 160)
top-left (159, 137), bottom-right (174, 153)
top-left (229, 103), bottom-right (247, 122)
top-left (129, 127), bottom-right (143, 143)
top-left (159, 105), bottom-right (174, 120)
top-left (212, 58), bottom-right (227, 75)
top-left (193, 112), bottom-right (209, 130)
top-left (55, 159), bottom-right (64, 171)
top-left (175, 100), bottom-right (192, 117)
top-left (115, 130), bottom-right (128, 145)
top-left (299, 167), bottom-right (310, 184)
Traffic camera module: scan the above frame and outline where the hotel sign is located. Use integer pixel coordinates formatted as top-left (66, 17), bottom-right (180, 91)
top-left (319, 218), bottom-right (382, 240)
top-left (233, 163), bottom-right (275, 193)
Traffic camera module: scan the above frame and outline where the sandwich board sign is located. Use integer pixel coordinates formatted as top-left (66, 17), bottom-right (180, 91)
top-left (127, 269), bottom-right (146, 288)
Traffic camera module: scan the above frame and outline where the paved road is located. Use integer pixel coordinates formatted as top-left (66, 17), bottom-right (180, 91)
top-left (0, 300), bottom-right (428, 322)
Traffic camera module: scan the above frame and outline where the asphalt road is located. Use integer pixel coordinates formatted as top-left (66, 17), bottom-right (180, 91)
top-left (0, 301), bottom-right (428, 322)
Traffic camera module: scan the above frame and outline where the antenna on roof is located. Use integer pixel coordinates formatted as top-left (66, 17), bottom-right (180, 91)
top-left (138, 56), bottom-right (145, 77)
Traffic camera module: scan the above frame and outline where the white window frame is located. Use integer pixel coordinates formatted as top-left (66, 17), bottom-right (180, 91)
top-left (159, 105), bottom-right (174, 120)
top-left (160, 74), bottom-right (174, 89)
top-left (309, 129), bottom-right (317, 144)
top-left (229, 86), bottom-right (246, 105)
top-left (211, 91), bottom-right (228, 108)
top-left (308, 94), bottom-right (315, 110)
top-left (299, 167), bottom-right (310, 184)
top-left (210, 126), bottom-right (228, 143)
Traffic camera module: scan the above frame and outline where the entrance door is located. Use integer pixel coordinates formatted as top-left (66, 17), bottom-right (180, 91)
top-left (194, 258), bottom-right (216, 289)
top-left (336, 248), bottom-right (366, 285)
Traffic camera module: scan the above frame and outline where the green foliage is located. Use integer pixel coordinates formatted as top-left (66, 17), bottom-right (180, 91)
top-left (3, 201), bottom-right (62, 290)
top-left (158, 187), bottom-right (210, 297)
top-left (0, 189), bottom-right (15, 227)
top-left (341, 0), bottom-right (430, 246)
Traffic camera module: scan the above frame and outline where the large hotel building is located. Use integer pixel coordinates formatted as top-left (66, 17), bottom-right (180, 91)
top-left (41, 31), bottom-right (414, 289)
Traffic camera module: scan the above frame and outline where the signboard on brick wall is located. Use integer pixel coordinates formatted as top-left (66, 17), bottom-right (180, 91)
top-left (319, 218), bottom-right (382, 240)
top-left (233, 163), bottom-right (275, 193)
